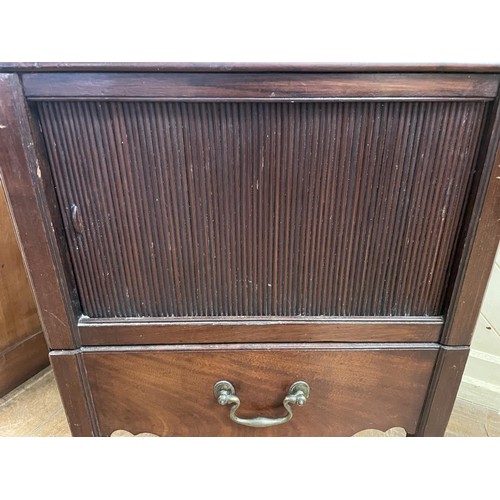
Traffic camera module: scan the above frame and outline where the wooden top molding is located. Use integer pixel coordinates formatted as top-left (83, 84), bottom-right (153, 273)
top-left (22, 72), bottom-right (499, 100)
top-left (1, 62), bottom-right (500, 73)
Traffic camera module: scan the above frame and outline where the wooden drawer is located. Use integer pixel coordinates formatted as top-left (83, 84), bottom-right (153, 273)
top-left (73, 344), bottom-right (439, 437)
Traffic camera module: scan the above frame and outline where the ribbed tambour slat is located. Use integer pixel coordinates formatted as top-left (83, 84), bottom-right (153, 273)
top-left (37, 101), bottom-right (487, 318)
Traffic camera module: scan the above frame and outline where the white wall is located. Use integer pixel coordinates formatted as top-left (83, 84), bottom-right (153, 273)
top-left (458, 243), bottom-right (500, 410)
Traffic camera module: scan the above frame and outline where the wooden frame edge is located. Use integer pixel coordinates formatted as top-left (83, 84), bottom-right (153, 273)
top-left (414, 346), bottom-right (469, 436)
top-left (442, 95), bottom-right (500, 345)
top-left (0, 73), bottom-right (79, 349)
top-left (49, 351), bottom-right (99, 436)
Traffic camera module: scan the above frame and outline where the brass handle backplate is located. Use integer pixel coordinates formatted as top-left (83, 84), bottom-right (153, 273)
top-left (214, 380), bottom-right (310, 428)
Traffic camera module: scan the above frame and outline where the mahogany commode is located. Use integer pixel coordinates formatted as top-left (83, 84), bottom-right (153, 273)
top-left (1, 63), bottom-right (499, 436)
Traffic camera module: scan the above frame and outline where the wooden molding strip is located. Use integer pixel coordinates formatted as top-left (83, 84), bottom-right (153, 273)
top-left (75, 342), bottom-right (441, 353)
top-left (23, 73), bottom-right (499, 100)
top-left (78, 316), bottom-right (443, 345)
top-left (2, 62), bottom-right (500, 73)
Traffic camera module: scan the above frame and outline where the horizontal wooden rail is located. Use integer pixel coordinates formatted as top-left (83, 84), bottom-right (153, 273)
top-left (78, 316), bottom-right (443, 345)
top-left (23, 73), bottom-right (499, 100)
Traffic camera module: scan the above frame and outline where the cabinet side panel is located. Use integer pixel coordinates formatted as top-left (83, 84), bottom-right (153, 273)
top-left (0, 74), bottom-right (78, 349)
top-left (0, 177), bottom-right (48, 394)
top-left (0, 331), bottom-right (48, 397)
top-left (0, 180), bottom-right (41, 352)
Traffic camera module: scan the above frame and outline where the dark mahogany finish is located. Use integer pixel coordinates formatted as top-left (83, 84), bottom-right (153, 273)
top-left (78, 316), bottom-right (443, 345)
top-left (79, 343), bottom-right (438, 437)
top-left (1, 64), bottom-right (499, 437)
top-left (416, 346), bottom-right (470, 436)
top-left (50, 352), bottom-right (97, 436)
top-left (38, 100), bottom-right (486, 319)
top-left (442, 98), bottom-right (500, 345)
top-left (0, 74), bottom-right (78, 349)
top-left (23, 72), bottom-right (499, 100)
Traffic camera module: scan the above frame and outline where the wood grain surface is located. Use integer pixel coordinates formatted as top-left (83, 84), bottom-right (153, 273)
top-left (0, 74), bottom-right (79, 349)
top-left (23, 73), bottom-right (499, 100)
top-left (415, 347), bottom-right (470, 436)
top-left (4, 366), bottom-right (499, 437)
top-left (0, 179), bottom-right (48, 396)
top-left (82, 344), bottom-right (438, 436)
top-left (49, 352), bottom-right (98, 436)
top-left (78, 317), bottom-right (443, 345)
top-left (0, 181), bottom-right (41, 353)
top-left (0, 331), bottom-right (48, 397)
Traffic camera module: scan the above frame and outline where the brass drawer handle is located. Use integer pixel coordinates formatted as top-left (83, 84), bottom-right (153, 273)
top-left (214, 380), bottom-right (310, 428)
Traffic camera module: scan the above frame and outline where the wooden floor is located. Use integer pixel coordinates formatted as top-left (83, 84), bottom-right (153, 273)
top-left (0, 367), bottom-right (70, 437)
top-left (0, 365), bottom-right (498, 437)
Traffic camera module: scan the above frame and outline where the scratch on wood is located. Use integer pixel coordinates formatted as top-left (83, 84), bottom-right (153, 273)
top-left (43, 309), bottom-right (66, 327)
top-left (0, 124), bottom-right (6, 129)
